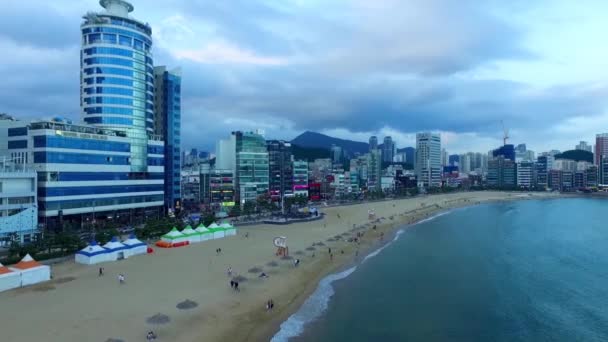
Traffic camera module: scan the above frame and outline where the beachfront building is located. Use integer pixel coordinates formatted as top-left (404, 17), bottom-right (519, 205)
top-left (154, 66), bottom-right (182, 213)
top-left (292, 160), bottom-right (309, 197)
top-left (0, 168), bottom-right (38, 245)
top-left (487, 156), bottom-right (517, 188)
top-left (2, 120), bottom-right (164, 230)
top-left (595, 133), bottom-right (608, 166)
top-left (366, 149), bottom-right (382, 191)
top-left (267, 140), bottom-right (293, 202)
top-left (81, 0), bottom-right (154, 170)
top-left (215, 131), bottom-right (269, 205)
top-left (415, 133), bottom-right (442, 188)
top-left (208, 169), bottom-right (235, 212)
top-left (516, 161), bottom-right (534, 189)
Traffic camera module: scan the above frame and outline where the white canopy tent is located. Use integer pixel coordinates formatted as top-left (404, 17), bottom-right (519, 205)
top-left (220, 222), bottom-right (237, 236)
top-left (207, 223), bottom-right (225, 239)
top-left (181, 225), bottom-right (201, 243)
top-left (103, 237), bottom-right (128, 261)
top-left (75, 241), bottom-right (110, 265)
top-left (11, 254), bottom-right (51, 286)
top-left (195, 225), bottom-right (214, 242)
top-left (122, 233), bottom-right (147, 257)
top-left (0, 263), bottom-right (20, 293)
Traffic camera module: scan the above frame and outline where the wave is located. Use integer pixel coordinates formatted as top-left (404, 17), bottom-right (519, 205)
top-left (271, 266), bottom-right (357, 342)
top-left (271, 209), bottom-right (452, 341)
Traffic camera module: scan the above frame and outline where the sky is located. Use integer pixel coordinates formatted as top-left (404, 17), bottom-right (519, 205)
top-left (1, 0), bottom-right (608, 154)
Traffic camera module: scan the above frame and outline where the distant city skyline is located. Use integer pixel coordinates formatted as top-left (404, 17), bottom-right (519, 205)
top-left (1, 0), bottom-right (607, 153)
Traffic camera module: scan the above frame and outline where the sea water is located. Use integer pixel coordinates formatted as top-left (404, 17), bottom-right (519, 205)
top-left (274, 198), bottom-right (608, 342)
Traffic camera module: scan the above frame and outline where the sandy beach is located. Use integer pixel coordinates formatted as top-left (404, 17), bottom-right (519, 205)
top-left (0, 191), bottom-right (560, 342)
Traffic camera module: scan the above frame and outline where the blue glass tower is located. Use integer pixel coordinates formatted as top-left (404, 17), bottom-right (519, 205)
top-left (81, 0), bottom-right (154, 172)
top-left (154, 67), bottom-right (181, 212)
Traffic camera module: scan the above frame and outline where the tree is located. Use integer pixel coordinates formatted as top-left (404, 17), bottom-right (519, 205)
top-left (229, 205), bottom-right (241, 217)
top-left (243, 201), bottom-right (256, 216)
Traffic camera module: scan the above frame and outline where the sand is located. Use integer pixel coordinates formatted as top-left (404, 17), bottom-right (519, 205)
top-left (0, 191), bottom-right (560, 342)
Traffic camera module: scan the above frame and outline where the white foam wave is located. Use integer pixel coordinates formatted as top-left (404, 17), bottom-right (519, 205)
top-left (270, 266), bottom-right (357, 342)
top-left (271, 209), bottom-right (452, 341)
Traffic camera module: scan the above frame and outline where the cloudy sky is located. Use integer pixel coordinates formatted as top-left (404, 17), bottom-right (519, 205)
top-left (1, 0), bottom-right (608, 154)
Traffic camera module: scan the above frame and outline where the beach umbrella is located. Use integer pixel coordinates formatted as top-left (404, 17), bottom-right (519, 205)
top-left (146, 313), bottom-right (170, 325)
top-left (176, 299), bottom-right (198, 310)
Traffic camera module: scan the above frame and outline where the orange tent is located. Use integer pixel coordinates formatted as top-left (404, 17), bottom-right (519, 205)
top-left (0, 262), bottom-right (12, 275)
top-left (13, 254), bottom-right (42, 270)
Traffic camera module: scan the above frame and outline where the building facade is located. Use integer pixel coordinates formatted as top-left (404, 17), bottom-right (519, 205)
top-left (233, 131), bottom-right (269, 204)
top-left (595, 133), bottom-right (608, 166)
top-left (81, 0), bottom-right (155, 174)
top-left (382, 136), bottom-right (395, 163)
top-left (415, 133), bottom-right (442, 188)
top-left (487, 156), bottom-right (516, 188)
top-left (516, 161), bottom-right (534, 188)
top-left (0, 169), bottom-right (38, 245)
top-left (267, 140), bottom-right (293, 201)
top-left (576, 141), bottom-right (592, 153)
top-left (292, 160), bottom-right (309, 197)
top-left (4, 120), bottom-right (164, 230)
top-left (366, 149), bottom-right (382, 191)
top-left (154, 66), bottom-right (181, 212)
top-left (369, 136), bottom-right (378, 151)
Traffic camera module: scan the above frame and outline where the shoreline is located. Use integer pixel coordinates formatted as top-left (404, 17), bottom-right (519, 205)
top-left (0, 191), bottom-right (566, 342)
top-left (246, 192), bottom-right (564, 342)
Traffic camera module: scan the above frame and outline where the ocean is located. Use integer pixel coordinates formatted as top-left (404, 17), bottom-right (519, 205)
top-left (273, 198), bottom-right (608, 342)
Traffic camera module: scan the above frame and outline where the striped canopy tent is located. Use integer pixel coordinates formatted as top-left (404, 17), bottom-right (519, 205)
top-left (157, 227), bottom-right (189, 247)
top-left (75, 240), bottom-right (110, 265)
top-left (0, 262), bottom-right (20, 293)
top-left (122, 233), bottom-right (147, 257)
top-left (195, 224), bottom-right (214, 241)
top-left (103, 236), bottom-right (128, 260)
top-left (11, 254), bottom-right (51, 286)
top-left (181, 225), bottom-right (201, 243)
top-left (220, 222), bottom-right (237, 236)
top-left (207, 222), bottom-right (225, 239)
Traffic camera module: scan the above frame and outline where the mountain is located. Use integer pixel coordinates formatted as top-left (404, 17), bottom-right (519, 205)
top-left (291, 131), bottom-right (369, 156)
top-left (554, 150), bottom-right (593, 163)
top-left (291, 144), bottom-right (330, 162)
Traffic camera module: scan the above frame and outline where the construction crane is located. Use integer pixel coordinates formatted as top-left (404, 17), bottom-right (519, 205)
top-left (501, 120), bottom-right (509, 146)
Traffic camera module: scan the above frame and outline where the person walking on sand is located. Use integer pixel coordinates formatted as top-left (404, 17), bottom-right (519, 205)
top-left (230, 280), bottom-right (235, 289)
top-left (118, 273), bottom-right (125, 285)
top-left (98, 267), bottom-right (104, 277)
top-left (235, 281), bottom-right (239, 292)
top-left (227, 266), bottom-right (233, 277)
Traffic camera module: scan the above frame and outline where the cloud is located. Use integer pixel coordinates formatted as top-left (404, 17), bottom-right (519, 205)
top-left (0, 0), bottom-right (606, 155)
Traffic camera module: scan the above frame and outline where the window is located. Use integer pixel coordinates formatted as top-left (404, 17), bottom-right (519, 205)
top-left (134, 39), bottom-right (143, 50)
top-left (8, 197), bottom-right (34, 205)
top-left (119, 35), bottom-right (132, 47)
top-left (88, 33), bottom-right (101, 44)
top-left (0, 182), bottom-right (2, 192)
top-left (8, 127), bottom-right (27, 136)
top-left (8, 140), bottom-right (27, 149)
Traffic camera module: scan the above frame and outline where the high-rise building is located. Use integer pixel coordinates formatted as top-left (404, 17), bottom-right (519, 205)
top-left (576, 141), bottom-right (592, 152)
top-left (292, 160), bottom-right (309, 197)
top-left (331, 144), bottom-right (343, 165)
top-left (441, 149), bottom-right (448, 167)
top-left (487, 156), bottom-right (516, 188)
top-left (493, 144), bottom-right (515, 161)
top-left (382, 136), bottom-right (395, 163)
top-left (154, 66), bottom-right (181, 212)
top-left (81, 0), bottom-right (154, 173)
top-left (595, 134), bottom-right (608, 166)
top-left (366, 150), bottom-right (382, 190)
top-left (448, 154), bottom-right (460, 167)
top-left (600, 155), bottom-right (608, 185)
top-left (459, 153), bottom-right (471, 174)
top-left (415, 133), bottom-right (442, 188)
top-left (231, 131), bottom-right (269, 204)
top-left (267, 140), bottom-right (293, 201)
top-left (369, 136), bottom-right (378, 151)
top-left (516, 161), bottom-right (534, 188)
top-left (536, 156), bottom-right (549, 189)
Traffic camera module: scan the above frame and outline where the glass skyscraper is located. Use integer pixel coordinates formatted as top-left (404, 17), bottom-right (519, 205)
top-left (81, 0), bottom-right (154, 172)
top-left (154, 66), bottom-right (181, 212)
